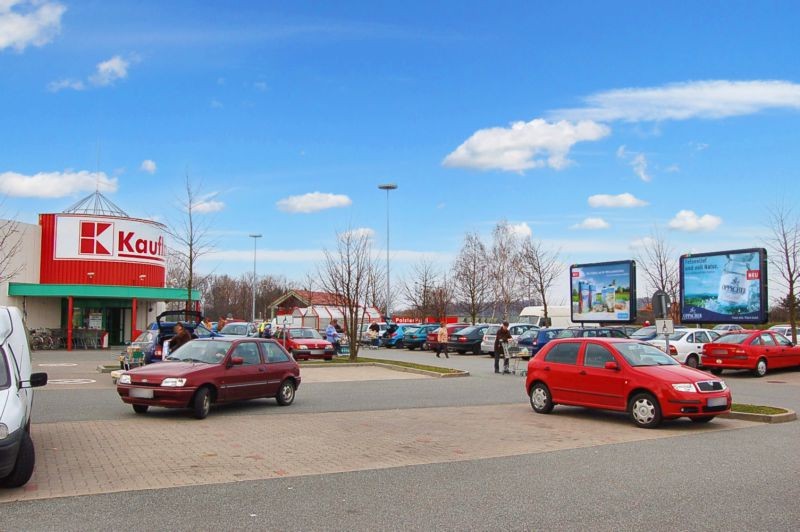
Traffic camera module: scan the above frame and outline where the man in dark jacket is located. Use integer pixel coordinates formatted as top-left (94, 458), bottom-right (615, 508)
top-left (170, 322), bottom-right (192, 354)
top-left (494, 321), bottom-right (513, 374)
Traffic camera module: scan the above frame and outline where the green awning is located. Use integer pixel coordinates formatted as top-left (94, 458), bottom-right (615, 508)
top-left (8, 282), bottom-right (200, 301)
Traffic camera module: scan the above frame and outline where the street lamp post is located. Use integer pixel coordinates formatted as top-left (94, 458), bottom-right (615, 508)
top-left (249, 233), bottom-right (262, 322)
top-left (377, 183), bottom-right (397, 320)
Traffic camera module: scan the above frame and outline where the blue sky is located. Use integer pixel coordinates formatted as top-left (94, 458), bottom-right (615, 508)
top-left (2, 0), bottom-right (800, 297)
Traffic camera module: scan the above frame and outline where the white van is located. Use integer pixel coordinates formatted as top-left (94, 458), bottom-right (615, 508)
top-left (519, 306), bottom-right (579, 328)
top-left (0, 306), bottom-right (48, 488)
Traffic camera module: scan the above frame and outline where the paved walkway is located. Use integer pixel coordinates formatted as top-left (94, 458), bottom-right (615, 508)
top-left (1, 404), bottom-right (756, 503)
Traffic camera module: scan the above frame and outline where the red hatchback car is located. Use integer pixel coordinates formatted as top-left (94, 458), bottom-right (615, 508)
top-left (117, 338), bottom-right (300, 419)
top-left (526, 338), bottom-right (731, 428)
top-left (426, 323), bottom-right (469, 352)
top-left (274, 327), bottom-right (336, 360)
top-left (702, 330), bottom-right (800, 377)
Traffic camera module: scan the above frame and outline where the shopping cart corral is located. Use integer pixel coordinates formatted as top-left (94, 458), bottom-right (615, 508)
top-left (501, 341), bottom-right (530, 376)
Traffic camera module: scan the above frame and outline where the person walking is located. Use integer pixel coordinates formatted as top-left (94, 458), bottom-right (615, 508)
top-left (326, 319), bottom-right (342, 353)
top-left (494, 321), bottom-right (512, 373)
top-left (435, 323), bottom-right (449, 358)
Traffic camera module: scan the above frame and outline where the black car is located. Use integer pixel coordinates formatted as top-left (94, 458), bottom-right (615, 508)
top-left (127, 310), bottom-right (217, 364)
top-left (447, 324), bottom-right (490, 355)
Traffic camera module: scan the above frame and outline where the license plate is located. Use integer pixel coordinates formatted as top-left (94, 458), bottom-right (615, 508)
top-left (712, 349), bottom-right (728, 355)
top-left (130, 388), bottom-right (154, 399)
top-left (707, 397), bottom-right (727, 407)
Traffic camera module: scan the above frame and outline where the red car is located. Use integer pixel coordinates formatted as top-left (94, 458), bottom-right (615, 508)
top-left (426, 323), bottom-right (469, 351)
top-left (702, 330), bottom-right (800, 377)
top-left (526, 338), bottom-right (731, 428)
top-left (117, 338), bottom-right (300, 419)
top-left (274, 327), bottom-right (336, 360)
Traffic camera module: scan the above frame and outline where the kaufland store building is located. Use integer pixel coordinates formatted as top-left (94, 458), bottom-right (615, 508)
top-left (0, 193), bottom-right (199, 349)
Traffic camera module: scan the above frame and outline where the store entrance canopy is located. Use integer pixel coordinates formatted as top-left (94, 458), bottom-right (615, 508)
top-left (8, 282), bottom-right (201, 301)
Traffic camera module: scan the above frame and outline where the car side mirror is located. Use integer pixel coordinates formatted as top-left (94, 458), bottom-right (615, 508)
top-left (229, 356), bottom-right (244, 367)
top-left (604, 361), bottom-right (619, 371)
top-left (23, 372), bottom-right (48, 388)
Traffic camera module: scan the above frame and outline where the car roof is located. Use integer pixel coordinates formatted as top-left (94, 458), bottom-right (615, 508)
top-left (193, 337), bottom-right (269, 343)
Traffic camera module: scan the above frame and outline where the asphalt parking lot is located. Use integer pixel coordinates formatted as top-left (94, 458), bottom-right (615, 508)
top-left (2, 347), bottom-right (798, 530)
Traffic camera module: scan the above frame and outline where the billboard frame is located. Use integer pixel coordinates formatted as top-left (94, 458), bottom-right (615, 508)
top-left (569, 259), bottom-right (637, 324)
top-left (679, 247), bottom-right (768, 325)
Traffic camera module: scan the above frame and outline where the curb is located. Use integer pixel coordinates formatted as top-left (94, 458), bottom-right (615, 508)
top-left (721, 409), bottom-right (796, 424)
top-left (303, 362), bottom-right (470, 378)
top-left (97, 364), bottom-right (118, 374)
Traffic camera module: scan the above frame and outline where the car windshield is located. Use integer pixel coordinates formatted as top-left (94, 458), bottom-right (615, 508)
top-left (404, 327), bottom-right (419, 335)
top-left (221, 323), bottom-right (249, 335)
top-left (519, 329), bottom-right (537, 340)
top-left (0, 348), bottom-right (10, 389)
top-left (134, 331), bottom-right (154, 343)
top-left (556, 330), bottom-right (580, 338)
top-left (712, 333), bottom-right (749, 344)
top-left (631, 327), bottom-right (656, 338)
top-left (290, 328), bottom-right (322, 339)
top-left (455, 326), bottom-right (479, 336)
top-left (616, 342), bottom-right (679, 366)
top-left (666, 330), bottom-right (690, 341)
top-left (485, 326), bottom-right (500, 335)
top-left (166, 340), bottom-right (230, 364)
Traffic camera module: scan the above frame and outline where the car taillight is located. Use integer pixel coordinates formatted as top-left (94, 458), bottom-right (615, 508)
top-left (155, 345), bottom-right (162, 357)
top-left (391, 332), bottom-right (397, 338)
top-left (734, 348), bottom-right (746, 355)
top-left (669, 345), bottom-right (677, 355)
top-left (458, 337), bottom-right (467, 342)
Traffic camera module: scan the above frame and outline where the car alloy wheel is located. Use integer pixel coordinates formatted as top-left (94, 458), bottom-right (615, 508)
top-left (686, 354), bottom-right (699, 368)
top-left (193, 387), bottom-right (212, 419)
top-left (629, 393), bottom-right (662, 428)
top-left (754, 358), bottom-right (767, 377)
top-left (529, 383), bottom-right (553, 414)
top-left (276, 379), bottom-right (295, 406)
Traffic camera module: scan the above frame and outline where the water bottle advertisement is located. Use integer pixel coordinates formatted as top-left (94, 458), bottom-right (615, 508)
top-left (679, 248), bottom-right (768, 324)
top-left (570, 260), bottom-right (636, 323)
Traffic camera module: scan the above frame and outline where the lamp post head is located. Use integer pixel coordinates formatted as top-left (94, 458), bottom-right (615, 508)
top-left (378, 183), bottom-right (398, 191)
top-left (249, 233), bottom-right (263, 239)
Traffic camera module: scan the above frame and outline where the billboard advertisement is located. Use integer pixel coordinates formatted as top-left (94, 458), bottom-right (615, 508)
top-left (53, 214), bottom-right (166, 265)
top-left (570, 260), bottom-right (636, 323)
top-left (680, 248), bottom-right (768, 324)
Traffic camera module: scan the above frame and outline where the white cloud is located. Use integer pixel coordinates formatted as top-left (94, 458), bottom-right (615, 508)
top-left (276, 192), bottom-right (352, 213)
top-left (664, 164), bottom-right (680, 173)
top-left (190, 193), bottom-right (225, 214)
top-left (344, 227), bottom-right (375, 240)
top-left (629, 236), bottom-right (656, 250)
top-left (443, 119), bottom-right (610, 172)
top-left (140, 159), bottom-right (156, 174)
top-left (89, 55), bottom-right (130, 86)
top-left (616, 145), bottom-right (651, 182)
top-left (210, 99), bottom-right (223, 109)
top-left (508, 221), bottom-right (532, 238)
top-left (253, 81), bottom-right (268, 92)
top-left (553, 80), bottom-right (800, 122)
top-left (0, 170), bottom-right (117, 198)
top-left (668, 210), bottom-right (722, 232)
top-left (0, 0), bottom-right (65, 52)
top-left (47, 78), bottom-right (84, 92)
top-left (200, 248), bottom-right (451, 264)
top-left (588, 193), bottom-right (648, 208)
top-left (571, 217), bottom-right (610, 230)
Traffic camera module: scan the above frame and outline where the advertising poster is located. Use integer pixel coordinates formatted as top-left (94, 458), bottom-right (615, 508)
top-left (570, 260), bottom-right (636, 323)
top-left (680, 248), bottom-right (768, 324)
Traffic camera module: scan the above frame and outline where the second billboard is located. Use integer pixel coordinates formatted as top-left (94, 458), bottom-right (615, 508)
top-left (570, 260), bottom-right (636, 323)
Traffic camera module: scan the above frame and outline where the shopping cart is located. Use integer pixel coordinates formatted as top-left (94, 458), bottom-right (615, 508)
top-left (501, 341), bottom-right (529, 376)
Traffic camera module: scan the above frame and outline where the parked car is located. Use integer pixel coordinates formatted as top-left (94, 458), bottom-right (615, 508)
top-left (426, 323), bottom-right (469, 351)
top-left (517, 328), bottom-right (567, 358)
top-left (448, 324), bottom-right (491, 355)
top-left (526, 338), bottom-right (732, 428)
top-left (0, 307), bottom-right (48, 488)
top-left (219, 322), bottom-right (258, 337)
top-left (702, 330), bottom-right (800, 377)
top-left (769, 324), bottom-right (798, 339)
top-left (274, 327), bottom-right (336, 361)
top-left (117, 337), bottom-right (300, 419)
top-left (381, 324), bottom-right (414, 348)
top-left (608, 325), bottom-right (640, 337)
top-left (647, 328), bottom-right (720, 368)
top-left (403, 324), bottom-right (439, 350)
top-left (713, 324), bottom-right (745, 332)
top-left (481, 323), bottom-right (538, 354)
top-left (128, 310), bottom-right (218, 364)
top-left (630, 326), bottom-right (659, 342)
top-left (556, 327), bottom-right (630, 339)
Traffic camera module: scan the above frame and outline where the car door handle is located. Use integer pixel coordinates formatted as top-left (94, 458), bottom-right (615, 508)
top-left (543, 366), bottom-right (550, 371)
top-left (259, 368), bottom-right (266, 372)
top-left (579, 370), bottom-right (587, 375)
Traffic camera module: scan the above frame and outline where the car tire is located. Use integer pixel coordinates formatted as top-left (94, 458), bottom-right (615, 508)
top-left (753, 358), bottom-right (768, 377)
top-left (686, 354), bottom-right (699, 368)
top-left (132, 404), bottom-right (149, 414)
top-left (408, 346), bottom-right (416, 351)
top-left (1, 431), bottom-right (35, 488)
top-left (324, 356), bottom-right (333, 361)
top-left (529, 382), bottom-right (554, 414)
top-left (192, 387), bottom-right (212, 419)
top-left (690, 416), bottom-right (715, 423)
top-left (456, 350), bottom-right (466, 354)
top-left (276, 379), bottom-right (296, 406)
top-left (709, 368), bottom-right (723, 375)
top-left (629, 392), bottom-right (662, 429)
top-left (395, 340), bottom-right (404, 349)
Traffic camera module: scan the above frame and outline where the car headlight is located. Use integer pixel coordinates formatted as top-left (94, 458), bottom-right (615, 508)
top-left (119, 374), bottom-right (131, 385)
top-left (672, 383), bottom-right (696, 392)
top-left (296, 344), bottom-right (308, 350)
top-left (0, 423), bottom-right (8, 440)
top-left (161, 378), bottom-right (187, 387)
top-left (718, 381), bottom-right (728, 390)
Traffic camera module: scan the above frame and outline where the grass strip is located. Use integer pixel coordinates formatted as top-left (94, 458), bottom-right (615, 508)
top-left (300, 356), bottom-right (461, 374)
top-left (730, 403), bottom-right (788, 415)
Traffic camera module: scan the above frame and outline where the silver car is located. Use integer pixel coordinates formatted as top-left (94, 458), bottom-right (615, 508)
top-left (481, 323), bottom-right (539, 354)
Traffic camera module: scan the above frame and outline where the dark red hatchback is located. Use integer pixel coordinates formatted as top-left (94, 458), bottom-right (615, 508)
top-left (117, 337), bottom-right (300, 419)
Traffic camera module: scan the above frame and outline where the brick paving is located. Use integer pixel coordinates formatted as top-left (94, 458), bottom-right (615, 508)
top-left (0, 404), bottom-right (756, 503)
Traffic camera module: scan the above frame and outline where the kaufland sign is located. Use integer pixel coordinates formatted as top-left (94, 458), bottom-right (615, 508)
top-left (54, 215), bottom-right (166, 265)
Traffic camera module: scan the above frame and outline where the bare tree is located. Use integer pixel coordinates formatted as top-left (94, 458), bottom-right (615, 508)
top-left (453, 232), bottom-right (490, 324)
top-left (317, 229), bottom-right (379, 361)
top-left (765, 204), bottom-right (800, 343)
top-left (364, 263), bottom-right (386, 313)
top-left (517, 238), bottom-right (564, 323)
top-left (489, 220), bottom-right (521, 320)
top-left (402, 258), bottom-right (440, 319)
top-left (430, 274), bottom-right (455, 323)
top-left (0, 205), bottom-right (24, 283)
top-left (167, 174), bottom-right (215, 311)
top-left (634, 229), bottom-right (679, 320)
